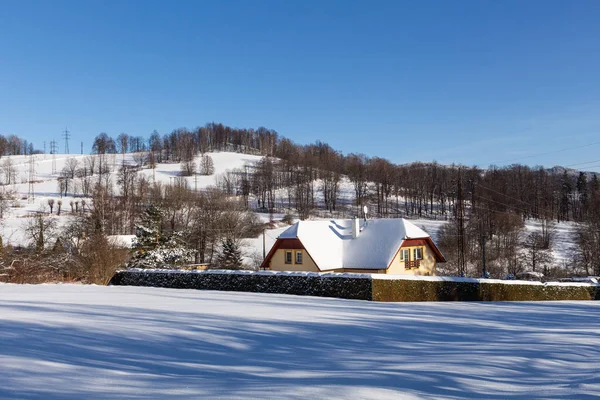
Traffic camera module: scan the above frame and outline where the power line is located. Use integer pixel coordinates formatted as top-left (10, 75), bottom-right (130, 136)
top-left (477, 178), bottom-right (583, 218)
top-left (563, 158), bottom-right (600, 168)
top-left (474, 194), bottom-right (533, 216)
top-left (488, 140), bottom-right (600, 166)
top-left (474, 192), bottom-right (560, 220)
top-left (477, 183), bottom-right (534, 208)
top-left (576, 164), bottom-right (600, 171)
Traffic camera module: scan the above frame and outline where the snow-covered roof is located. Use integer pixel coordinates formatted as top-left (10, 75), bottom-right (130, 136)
top-left (277, 218), bottom-right (435, 271)
top-left (107, 235), bottom-right (136, 248)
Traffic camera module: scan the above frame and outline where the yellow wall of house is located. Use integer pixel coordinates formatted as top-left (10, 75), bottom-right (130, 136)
top-left (268, 245), bottom-right (438, 275)
top-left (387, 245), bottom-right (437, 276)
top-left (341, 269), bottom-right (387, 274)
top-left (269, 249), bottom-right (320, 272)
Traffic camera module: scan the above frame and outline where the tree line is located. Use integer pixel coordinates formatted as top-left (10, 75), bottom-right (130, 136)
top-left (2, 122), bottom-right (599, 280)
top-left (85, 124), bottom-right (599, 278)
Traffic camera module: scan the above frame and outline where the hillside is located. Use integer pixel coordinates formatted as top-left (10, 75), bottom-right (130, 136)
top-left (0, 151), bottom-right (583, 276)
top-left (0, 151), bottom-right (263, 246)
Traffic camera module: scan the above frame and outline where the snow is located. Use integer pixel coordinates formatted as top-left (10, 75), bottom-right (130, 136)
top-left (0, 151), bottom-right (587, 274)
top-left (524, 220), bottom-right (580, 263)
top-left (280, 220), bottom-right (344, 269)
top-left (277, 218), bottom-right (435, 270)
top-left (0, 284), bottom-right (598, 399)
top-left (120, 268), bottom-right (598, 287)
top-left (344, 219), bottom-right (431, 269)
top-left (121, 268), bottom-right (600, 287)
top-left (107, 234), bottom-right (136, 248)
top-left (0, 151), bottom-right (262, 247)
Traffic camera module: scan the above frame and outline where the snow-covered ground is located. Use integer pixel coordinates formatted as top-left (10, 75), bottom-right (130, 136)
top-left (524, 219), bottom-right (580, 264)
top-left (0, 151), bottom-right (262, 246)
top-left (0, 284), bottom-right (598, 399)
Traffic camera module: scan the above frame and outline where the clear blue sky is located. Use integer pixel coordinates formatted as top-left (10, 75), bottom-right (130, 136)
top-left (1, 0), bottom-right (600, 170)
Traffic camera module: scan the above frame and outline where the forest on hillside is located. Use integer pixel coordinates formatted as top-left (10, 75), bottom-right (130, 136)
top-left (1, 123), bottom-right (599, 282)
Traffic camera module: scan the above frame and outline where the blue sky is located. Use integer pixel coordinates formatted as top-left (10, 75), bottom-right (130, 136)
top-left (1, 0), bottom-right (600, 170)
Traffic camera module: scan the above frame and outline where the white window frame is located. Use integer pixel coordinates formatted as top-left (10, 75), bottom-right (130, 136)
top-left (413, 247), bottom-right (423, 260)
top-left (285, 251), bottom-right (292, 264)
top-left (400, 249), bottom-right (410, 262)
top-left (295, 251), bottom-right (303, 264)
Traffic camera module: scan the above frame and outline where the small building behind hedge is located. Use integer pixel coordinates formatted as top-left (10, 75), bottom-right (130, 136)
top-left (261, 218), bottom-right (446, 275)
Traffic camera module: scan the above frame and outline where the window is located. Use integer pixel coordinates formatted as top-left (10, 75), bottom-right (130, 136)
top-left (413, 248), bottom-right (423, 260)
top-left (285, 251), bottom-right (292, 264)
top-left (400, 249), bottom-right (410, 262)
top-left (296, 251), bottom-right (303, 264)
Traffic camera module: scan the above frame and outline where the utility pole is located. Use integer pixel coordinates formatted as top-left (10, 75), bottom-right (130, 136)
top-left (63, 127), bottom-right (71, 154)
top-left (473, 180), bottom-right (487, 278)
top-left (481, 231), bottom-right (487, 277)
top-left (262, 229), bottom-right (266, 264)
top-left (50, 140), bottom-right (58, 175)
top-left (27, 155), bottom-right (36, 202)
top-left (456, 167), bottom-right (466, 277)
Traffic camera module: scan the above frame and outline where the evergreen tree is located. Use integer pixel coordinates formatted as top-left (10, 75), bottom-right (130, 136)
top-left (127, 206), bottom-right (195, 269)
top-left (216, 238), bottom-right (243, 269)
top-left (133, 205), bottom-right (164, 251)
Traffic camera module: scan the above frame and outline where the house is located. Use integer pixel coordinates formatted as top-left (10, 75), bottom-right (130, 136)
top-left (261, 218), bottom-right (446, 275)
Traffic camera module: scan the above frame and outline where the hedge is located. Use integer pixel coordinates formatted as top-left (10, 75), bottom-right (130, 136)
top-left (371, 279), bottom-right (599, 302)
top-left (109, 269), bottom-right (372, 300)
top-left (109, 270), bottom-right (600, 302)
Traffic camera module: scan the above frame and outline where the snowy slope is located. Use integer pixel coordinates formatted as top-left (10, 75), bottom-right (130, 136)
top-left (0, 151), bottom-right (262, 246)
top-left (0, 151), bottom-right (583, 271)
top-left (0, 284), bottom-right (598, 399)
top-left (524, 220), bottom-right (580, 263)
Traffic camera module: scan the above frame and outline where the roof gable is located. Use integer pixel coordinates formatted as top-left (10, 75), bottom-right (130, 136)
top-left (280, 220), bottom-right (344, 270)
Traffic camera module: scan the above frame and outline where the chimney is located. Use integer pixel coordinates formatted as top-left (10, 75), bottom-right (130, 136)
top-left (352, 217), bottom-right (360, 239)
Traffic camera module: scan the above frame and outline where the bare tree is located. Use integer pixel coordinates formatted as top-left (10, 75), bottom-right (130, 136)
top-left (85, 155), bottom-right (96, 176)
top-left (523, 231), bottom-right (553, 275)
top-left (346, 153), bottom-right (369, 211)
top-left (23, 214), bottom-right (58, 252)
top-left (199, 154), bottom-right (215, 175)
top-left (0, 189), bottom-right (14, 218)
top-left (180, 160), bottom-right (196, 177)
top-left (117, 132), bottom-right (129, 164)
top-left (133, 151), bottom-right (148, 168)
top-left (80, 232), bottom-right (130, 285)
top-left (0, 158), bottom-right (17, 185)
top-left (92, 133), bottom-right (116, 177)
top-left (63, 158), bottom-right (79, 179)
top-left (60, 158), bottom-right (80, 196)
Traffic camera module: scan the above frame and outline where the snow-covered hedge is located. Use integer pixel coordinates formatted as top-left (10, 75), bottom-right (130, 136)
top-left (109, 269), bottom-right (372, 300)
top-left (108, 270), bottom-right (600, 302)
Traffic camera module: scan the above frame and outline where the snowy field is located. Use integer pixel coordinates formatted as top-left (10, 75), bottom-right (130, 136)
top-left (0, 284), bottom-right (598, 399)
